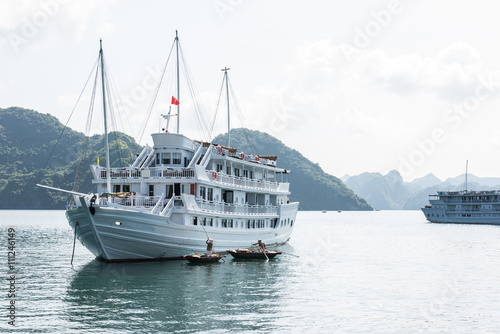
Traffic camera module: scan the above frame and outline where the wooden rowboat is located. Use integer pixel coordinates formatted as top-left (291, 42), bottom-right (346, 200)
top-left (183, 253), bottom-right (224, 263)
top-left (227, 249), bottom-right (281, 259)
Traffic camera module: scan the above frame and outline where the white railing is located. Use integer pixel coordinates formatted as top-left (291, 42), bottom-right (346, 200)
top-left (208, 171), bottom-right (280, 191)
top-left (196, 199), bottom-right (278, 215)
top-left (99, 195), bottom-right (162, 208)
top-left (95, 166), bottom-right (195, 179)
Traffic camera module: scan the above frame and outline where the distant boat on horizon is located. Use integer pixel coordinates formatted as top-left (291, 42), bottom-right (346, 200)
top-left (422, 160), bottom-right (500, 225)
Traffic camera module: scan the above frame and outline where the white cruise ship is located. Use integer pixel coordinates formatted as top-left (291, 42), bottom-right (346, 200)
top-left (38, 34), bottom-right (299, 261)
top-left (422, 190), bottom-right (500, 225)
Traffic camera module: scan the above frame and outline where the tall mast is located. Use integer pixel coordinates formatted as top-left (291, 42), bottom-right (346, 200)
top-left (175, 30), bottom-right (180, 134)
top-left (222, 67), bottom-right (230, 147)
top-left (100, 40), bottom-right (112, 193)
top-left (465, 159), bottom-right (468, 192)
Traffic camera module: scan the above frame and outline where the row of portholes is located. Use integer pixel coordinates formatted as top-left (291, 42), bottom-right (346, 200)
top-left (192, 216), bottom-right (293, 229)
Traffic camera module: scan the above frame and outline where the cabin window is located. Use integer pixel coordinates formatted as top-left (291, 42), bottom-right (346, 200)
top-left (123, 185), bottom-right (130, 193)
top-left (216, 164), bottom-right (223, 172)
top-left (200, 186), bottom-right (206, 200)
top-left (173, 153), bottom-right (181, 164)
top-left (156, 153), bottom-right (160, 164)
top-left (207, 188), bottom-right (213, 201)
top-left (113, 185), bottom-right (121, 193)
top-left (226, 165), bottom-right (231, 175)
top-left (244, 170), bottom-right (249, 178)
top-left (235, 168), bottom-right (240, 177)
top-left (193, 217), bottom-right (198, 225)
top-left (202, 217), bottom-right (207, 226)
top-left (149, 185), bottom-right (154, 197)
top-left (250, 170), bottom-right (253, 179)
top-left (161, 153), bottom-right (171, 164)
top-left (208, 218), bottom-right (213, 226)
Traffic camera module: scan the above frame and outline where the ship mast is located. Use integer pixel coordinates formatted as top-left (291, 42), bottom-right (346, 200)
top-left (222, 67), bottom-right (230, 147)
top-left (99, 40), bottom-right (112, 193)
top-left (175, 30), bottom-right (180, 134)
top-left (465, 159), bottom-right (468, 192)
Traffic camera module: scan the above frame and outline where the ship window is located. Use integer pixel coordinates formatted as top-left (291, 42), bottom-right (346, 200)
top-left (244, 170), bottom-right (249, 178)
top-left (193, 217), bottom-right (198, 225)
top-left (217, 164), bottom-right (223, 172)
top-left (149, 185), bottom-right (154, 197)
top-left (123, 185), bottom-right (130, 193)
top-left (173, 153), bottom-right (181, 164)
top-left (161, 153), bottom-right (171, 164)
top-left (113, 185), bottom-right (121, 193)
top-left (207, 188), bottom-right (213, 201)
top-left (156, 153), bottom-right (160, 164)
top-left (291, 220), bottom-right (294, 226)
top-left (235, 168), bottom-right (240, 177)
top-left (226, 165), bottom-right (231, 175)
top-left (200, 186), bottom-right (206, 200)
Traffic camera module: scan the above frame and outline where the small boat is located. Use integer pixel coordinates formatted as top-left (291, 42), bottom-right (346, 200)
top-left (322, 210), bottom-right (327, 213)
top-left (183, 253), bottom-right (224, 263)
top-left (227, 248), bottom-right (281, 259)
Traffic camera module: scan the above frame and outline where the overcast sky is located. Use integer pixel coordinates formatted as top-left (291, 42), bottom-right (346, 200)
top-left (2, 0), bottom-right (500, 181)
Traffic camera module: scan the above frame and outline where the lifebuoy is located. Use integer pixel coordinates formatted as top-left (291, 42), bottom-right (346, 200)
top-left (255, 155), bottom-right (259, 162)
top-left (241, 152), bottom-right (245, 159)
top-left (212, 171), bottom-right (217, 181)
top-left (217, 146), bottom-right (223, 155)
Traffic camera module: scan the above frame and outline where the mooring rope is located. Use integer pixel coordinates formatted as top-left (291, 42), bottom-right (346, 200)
top-left (70, 222), bottom-right (79, 265)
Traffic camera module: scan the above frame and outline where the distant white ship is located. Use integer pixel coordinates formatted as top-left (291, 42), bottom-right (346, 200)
top-left (39, 33), bottom-right (299, 261)
top-left (422, 190), bottom-right (500, 225)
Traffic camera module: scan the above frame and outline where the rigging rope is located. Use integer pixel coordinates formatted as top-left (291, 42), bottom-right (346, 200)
top-left (137, 39), bottom-right (176, 146)
top-left (228, 79), bottom-right (256, 154)
top-left (35, 56), bottom-right (99, 185)
top-left (71, 60), bottom-right (100, 194)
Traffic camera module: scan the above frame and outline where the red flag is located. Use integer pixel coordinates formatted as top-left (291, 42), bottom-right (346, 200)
top-left (171, 96), bottom-right (180, 105)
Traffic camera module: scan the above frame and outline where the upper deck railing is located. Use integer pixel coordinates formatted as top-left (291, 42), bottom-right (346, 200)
top-left (93, 166), bottom-right (195, 180)
top-left (208, 171), bottom-right (280, 191)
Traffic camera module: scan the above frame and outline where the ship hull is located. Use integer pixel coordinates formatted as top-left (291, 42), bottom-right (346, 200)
top-left (66, 202), bottom-right (299, 262)
top-left (421, 208), bottom-right (500, 225)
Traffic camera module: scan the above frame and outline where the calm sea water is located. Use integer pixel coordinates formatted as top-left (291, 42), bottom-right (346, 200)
top-left (2, 210), bottom-right (500, 333)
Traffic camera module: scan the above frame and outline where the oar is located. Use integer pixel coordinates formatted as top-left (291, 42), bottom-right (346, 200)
top-left (280, 251), bottom-right (300, 258)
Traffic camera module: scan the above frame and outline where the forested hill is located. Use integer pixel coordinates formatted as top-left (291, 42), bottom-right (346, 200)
top-left (213, 129), bottom-right (372, 211)
top-left (0, 107), bottom-right (371, 210)
top-left (0, 107), bottom-right (141, 209)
